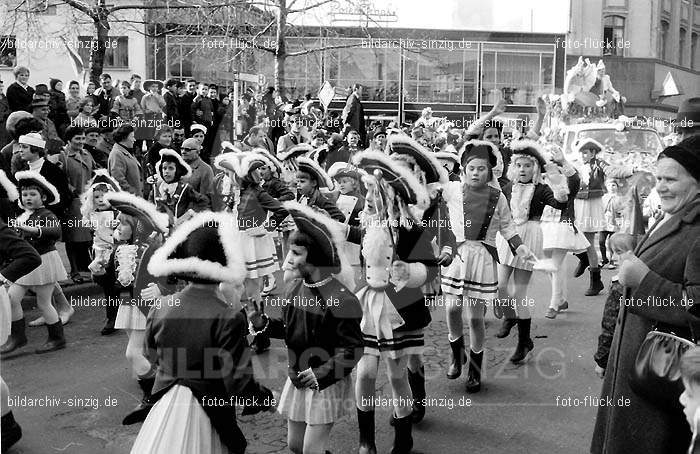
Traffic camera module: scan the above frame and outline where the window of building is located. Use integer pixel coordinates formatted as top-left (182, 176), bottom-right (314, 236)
top-left (680, 28), bottom-right (687, 66)
top-left (77, 36), bottom-right (129, 69)
top-left (404, 45), bottom-right (478, 104)
top-left (692, 32), bottom-right (698, 69)
top-left (603, 15), bottom-right (625, 56)
top-left (659, 20), bottom-right (669, 60)
top-left (0, 35), bottom-right (16, 67)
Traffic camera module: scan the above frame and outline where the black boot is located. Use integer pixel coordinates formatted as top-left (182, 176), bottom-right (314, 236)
top-left (390, 414), bottom-right (413, 454)
top-left (407, 367), bottom-right (426, 423)
top-left (1, 411), bottom-right (22, 452)
top-left (573, 252), bottom-right (589, 278)
top-left (35, 321), bottom-right (66, 354)
top-left (466, 349), bottom-right (483, 393)
top-left (101, 302), bottom-right (119, 336)
top-left (446, 336), bottom-right (467, 379)
top-left (0, 319), bottom-right (27, 354)
top-left (510, 319), bottom-right (534, 364)
top-left (585, 269), bottom-right (605, 296)
top-left (122, 376), bottom-right (156, 425)
top-left (357, 408), bottom-right (377, 454)
top-left (495, 317), bottom-right (517, 339)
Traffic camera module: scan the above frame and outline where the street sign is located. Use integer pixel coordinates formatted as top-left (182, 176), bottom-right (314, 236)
top-left (215, 71), bottom-right (265, 85)
top-left (258, 74), bottom-right (267, 87)
top-left (318, 81), bottom-right (335, 108)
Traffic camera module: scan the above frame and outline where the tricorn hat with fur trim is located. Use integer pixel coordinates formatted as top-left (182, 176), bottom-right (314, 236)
top-left (327, 162), bottom-right (364, 181)
top-left (251, 147), bottom-right (285, 177)
top-left (434, 151), bottom-right (460, 171)
top-left (509, 139), bottom-right (547, 169)
top-left (352, 150), bottom-right (429, 208)
top-left (214, 151), bottom-right (243, 176)
top-left (573, 137), bottom-right (605, 154)
top-left (387, 135), bottom-right (448, 184)
top-left (14, 170), bottom-right (60, 205)
top-left (284, 201), bottom-right (347, 274)
top-left (85, 169), bottom-right (121, 193)
top-left (296, 156), bottom-right (334, 189)
top-left (0, 169), bottom-right (19, 202)
top-left (104, 191), bottom-right (170, 234)
top-left (279, 143), bottom-right (314, 162)
top-left (157, 148), bottom-right (192, 181)
top-left (147, 212), bottom-right (246, 284)
top-left (459, 140), bottom-right (498, 169)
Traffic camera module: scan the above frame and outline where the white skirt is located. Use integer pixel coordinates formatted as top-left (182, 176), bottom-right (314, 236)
top-left (496, 221), bottom-right (542, 271)
top-left (541, 221), bottom-right (590, 253)
top-left (441, 240), bottom-right (498, 300)
top-left (0, 287), bottom-right (10, 345)
top-left (574, 197), bottom-right (606, 232)
top-left (130, 385), bottom-right (227, 454)
top-left (115, 304), bottom-right (148, 330)
top-left (15, 250), bottom-right (67, 286)
top-left (242, 229), bottom-right (280, 278)
top-left (277, 375), bottom-right (354, 425)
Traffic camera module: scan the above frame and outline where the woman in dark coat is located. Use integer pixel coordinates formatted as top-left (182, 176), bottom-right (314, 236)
top-left (591, 138), bottom-right (700, 454)
top-left (6, 67), bottom-right (34, 113)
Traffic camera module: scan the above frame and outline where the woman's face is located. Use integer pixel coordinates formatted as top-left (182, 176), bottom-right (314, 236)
top-left (193, 132), bottom-right (205, 144)
top-left (19, 143), bottom-right (38, 162)
top-left (16, 71), bottom-right (29, 85)
top-left (655, 158), bottom-right (700, 215)
top-left (121, 132), bottom-right (136, 148)
top-left (158, 132), bottom-right (172, 146)
top-left (515, 157), bottom-right (535, 183)
top-left (55, 81), bottom-right (63, 91)
top-left (82, 101), bottom-right (94, 113)
top-left (69, 84), bottom-right (80, 96)
top-left (483, 127), bottom-right (500, 146)
top-left (464, 158), bottom-right (490, 188)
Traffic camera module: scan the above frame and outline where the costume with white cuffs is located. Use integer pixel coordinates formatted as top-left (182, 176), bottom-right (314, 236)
top-left (495, 140), bottom-right (568, 271)
top-left (440, 143), bottom-right (523, 300)
top-left (349, 151), bottom-right (437, 358)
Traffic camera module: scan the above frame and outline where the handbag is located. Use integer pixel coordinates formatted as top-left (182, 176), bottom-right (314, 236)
top-left (629, 289), bottom-right (697, 409)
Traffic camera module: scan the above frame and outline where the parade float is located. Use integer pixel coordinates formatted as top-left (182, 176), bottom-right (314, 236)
top-left (541, 57), bottom-right (662, 203)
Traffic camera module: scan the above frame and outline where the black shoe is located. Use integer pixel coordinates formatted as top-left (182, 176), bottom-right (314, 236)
top-left (0, 319), bottom-right (27, 354)
top-left (446, 336), bottom-right (467, 379)
top-left (357, 408), bottom-right (377, 454)
top-left (390, 414), bottom-right (413, 454)
top-left (123, 377), bottom-right (156, 425)
top-left (101, 318), bottom-right (118, 336)
top-left (35, 321), bottom-right (66, 354)
top-left (466, 350), bottom-right (483, 393)
top-left (495, 318), bottom-right (517, 338)
top-left (510, 319), bottom-right (533, 364)
top-left (1, 411), bottom-right (22, 452)
top-left (585, 269), bottom-right (605, 296)
top-left (573, 252), bottom-right (589, 278)
top-left (407, 366), bottom-right (426, 423)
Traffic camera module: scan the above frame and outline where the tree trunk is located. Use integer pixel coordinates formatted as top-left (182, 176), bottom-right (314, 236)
top-left (274, 0), bottom-right (286, 98)
top-left (89, 7), bottom-right (110, 84)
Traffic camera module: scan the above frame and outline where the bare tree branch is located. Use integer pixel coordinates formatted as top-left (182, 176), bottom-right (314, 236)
top-left (287, 0), bottom-right (333, 14)
top-left (285, 41), bottom-right (364, 57)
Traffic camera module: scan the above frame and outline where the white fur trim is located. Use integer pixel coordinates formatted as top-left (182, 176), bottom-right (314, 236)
top-left (573, 137), bottom-right (605, 154)
top-left (214, 151), bottom-right (243, 175)
top-left (388, 134), bottom-right (449, 184)
top-left (157, 148), bottom-right (192, 180)
top-left (237, 152), bottom-right (270, 179)
top-left (103, 191), bottom-right (170, 233)
top-left (405, 262), bottom-right (428, 288)
top-left (509, 138), bottom-right (546, 158)
top-left (221, 141), bottom-right (241, 153)
top-left (0, 169), bottom-right (18, 201)
top-left (18, 133), bottom-right (45, 149)
top-left (84, 168), bottom-right (121, 193)
top-left (296, 156), bottom-right (334, 189)
top-left (458, 139), bottom-right (500, 168)
top-left (147, 211), bottom-right (246, 284)
top-left (352, 150), bottom-right (429, 209)
top-left (282, 201), bottom-right (354, 289)
top-left (434, 151), bottom-right (459, 165)
top-left (279, 143), bottom-right (314, 162)
top-left (14, 170), bottom-right (60, 205)
top-left (251, 147), bottom-right (284, 175)
top-left (190, 124), bottom-right (208, 134)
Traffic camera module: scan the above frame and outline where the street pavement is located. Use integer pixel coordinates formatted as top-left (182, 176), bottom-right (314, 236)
top-left (1, 254), bottom-right (611, 454)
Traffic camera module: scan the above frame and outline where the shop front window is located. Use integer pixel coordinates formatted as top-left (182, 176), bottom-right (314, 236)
top-left (404, 46), bottom-right (477, 104)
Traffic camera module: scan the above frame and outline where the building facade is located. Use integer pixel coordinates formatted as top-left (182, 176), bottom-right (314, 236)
top-left (568, 0), bottom-right (699, 120)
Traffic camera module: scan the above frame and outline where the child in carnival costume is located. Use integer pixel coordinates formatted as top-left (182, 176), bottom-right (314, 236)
top-left (247, 201), bottom-right (363, 454)
top-left (103, 191), bottom-right (174, 426)
top-left (130, 211), bottom-right (274, 454)
top-left (80, 169), bottom-right (123, 335)
top-left (348, 150), bottom-right (438, 454)
top-left (386, 134), bottom-right (456, 421)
